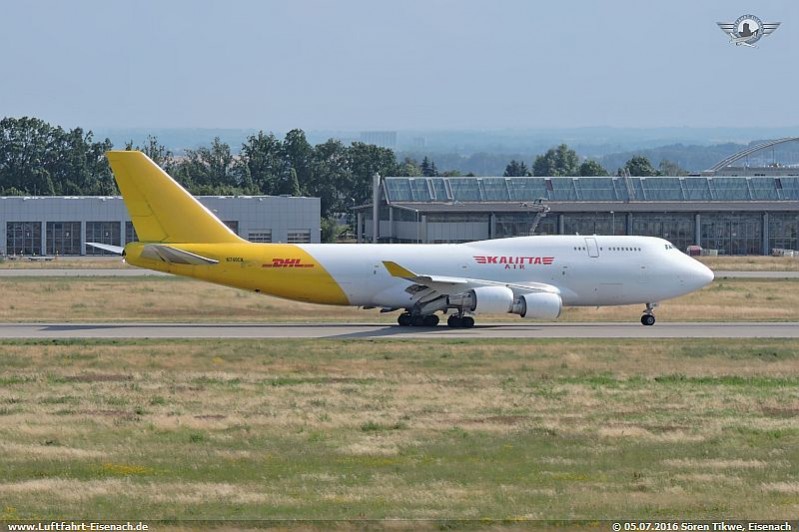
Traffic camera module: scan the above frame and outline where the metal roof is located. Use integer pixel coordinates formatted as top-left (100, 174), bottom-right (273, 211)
top-left (382, 176), bottom-right (799, 204)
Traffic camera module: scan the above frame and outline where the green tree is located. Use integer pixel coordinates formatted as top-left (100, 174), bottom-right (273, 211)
top-left (578, 159), bottom-right (609, 176)
top-left (237, 131), bottom-right (285, 195)
top-left (283, 129), bottom-right (312, 193)
top-left (533, 144), bottom-right (579, 176)
top-left (320, 216), bottom-right (344, 243)
top-left (124, 135), bottom-right (175, 173)
top-left (658, 159), bottom-right (687, 176)
top-left (504, 159), bottom-right (530, 177)
top-left (347, 142), bottom-right (397, 207)
top-left (395, 157), bottom-right (422, 177)
top-left (308, 138), bottom-right (352, 217)
top-left (621, 155), bottom-right (659, 177)
top-left (0, 117), bottom-right (115, 196)
top-left (420, 156), bottom-right (439, 177)
top-left (276, 167), bottom-right (302, 196)
top-left (174, 137), bottom-right (241, 194)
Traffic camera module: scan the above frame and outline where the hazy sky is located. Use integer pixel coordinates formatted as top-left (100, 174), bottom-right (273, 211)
top-left (1, 0), bottom-right (796, 130)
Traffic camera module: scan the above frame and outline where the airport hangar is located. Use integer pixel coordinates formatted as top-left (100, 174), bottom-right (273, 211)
top-left (355, 138), bottom-right (799, 256)
top-left (1, 195), bottom-right (320, 257)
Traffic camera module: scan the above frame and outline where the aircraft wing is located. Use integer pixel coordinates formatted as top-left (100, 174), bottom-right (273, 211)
top-left (382, 260), bottom-right (559, 297)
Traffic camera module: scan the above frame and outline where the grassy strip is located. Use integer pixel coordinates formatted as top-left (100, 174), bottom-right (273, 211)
top-left (0, 338), bottom-right (798, 520)
top-left (1, 276), bottom-right (798, 323)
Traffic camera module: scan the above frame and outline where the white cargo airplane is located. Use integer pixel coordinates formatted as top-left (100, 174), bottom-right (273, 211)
top-left (101, 152), bottom-right (715, 328)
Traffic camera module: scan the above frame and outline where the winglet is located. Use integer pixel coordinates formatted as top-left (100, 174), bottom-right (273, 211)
top-left (382, 261), bottom-right (417, 279)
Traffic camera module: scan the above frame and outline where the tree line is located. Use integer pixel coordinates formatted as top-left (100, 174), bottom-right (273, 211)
top-left (502, 144), bottom-right (687, 177)
top-left (0, 117), bottom-right (685, 240)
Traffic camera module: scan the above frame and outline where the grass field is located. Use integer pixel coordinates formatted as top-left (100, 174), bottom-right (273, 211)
top-left (1, 338), bottom-right (798, 522)
top-left (0, 275), bottom-right (798, 323)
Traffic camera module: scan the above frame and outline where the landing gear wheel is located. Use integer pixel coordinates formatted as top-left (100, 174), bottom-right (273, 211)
top-left (397, 313), bottom-right (412, 327)
top-left (641, 302), bottom-right (657, 326)
top-left (422, 314), bottom-right (440, 327)
top-left (411, 315), bottom-right (426, 327)
top-left (447, 315), bottom-right (474, 328)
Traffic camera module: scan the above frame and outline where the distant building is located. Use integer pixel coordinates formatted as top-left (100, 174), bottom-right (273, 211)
top-left (353, 139), bottom-right (799, 256)
top-left (354, 175), bottom-right (799, 256)
top-left (1, 196), bottom-right (320, 256)
top-left (359, 131), bottom-right (398, 149)
top-left (410, 137), bottom-right (427, 149)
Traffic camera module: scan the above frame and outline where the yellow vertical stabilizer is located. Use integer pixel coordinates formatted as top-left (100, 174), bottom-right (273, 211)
top-left (106, 151), bottom-right (244, 244)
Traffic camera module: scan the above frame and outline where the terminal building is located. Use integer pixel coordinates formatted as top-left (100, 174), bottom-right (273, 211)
top-left (1, 195), bottom-right (320, 256)
top-left (355, 139), bottom-right (799, 255)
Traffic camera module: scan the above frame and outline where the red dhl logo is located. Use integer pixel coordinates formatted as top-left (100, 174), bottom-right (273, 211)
top-left (262, 258), bottom-right (315, 268)
top-left (474, 255), bottom-right (554, 266)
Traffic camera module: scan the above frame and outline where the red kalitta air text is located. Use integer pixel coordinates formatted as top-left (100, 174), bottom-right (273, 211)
top-left (262, 258), bottom-right (314, 268)
top-left (473, 255), bottom-right (554, 270)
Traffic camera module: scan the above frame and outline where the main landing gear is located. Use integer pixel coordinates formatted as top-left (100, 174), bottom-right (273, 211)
top-left (447, 315), bottom-right (474, 329)
top-left (641, 302), bottom-right (657, 326)
top-left (397, 312), bottom-right (475, 328)
top-left (397, 312), bottom-right (439, 327)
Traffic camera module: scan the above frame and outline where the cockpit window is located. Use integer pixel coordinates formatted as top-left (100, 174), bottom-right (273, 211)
top-left (665, 244), bottom-right (674, 250)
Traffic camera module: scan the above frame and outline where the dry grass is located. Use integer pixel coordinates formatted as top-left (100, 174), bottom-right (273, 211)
top-left (0, 257), bottom-right (127, 269)
top-left (0, 276), bottom-right (797, 323)
top-left (0, 338), bottom-right (798, 521)
top-left (698, 255), bottom-right (799, 271)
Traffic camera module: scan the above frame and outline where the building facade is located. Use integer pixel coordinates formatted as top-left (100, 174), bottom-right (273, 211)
top-left (355, 175), bottom-right (799, 255)
top-left (2, 195), bottom-right (320, 256)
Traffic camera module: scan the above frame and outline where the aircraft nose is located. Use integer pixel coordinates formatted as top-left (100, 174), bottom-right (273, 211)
top-left (685, 259), bottom-right (714, 288)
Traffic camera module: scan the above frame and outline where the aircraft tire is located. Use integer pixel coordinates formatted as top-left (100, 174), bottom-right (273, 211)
top-left (641, 314), bottom-right (656, 326)
top-left (447, 315), bottom-right (462, 328)
top-left (398, 313), bottom-right (412, 327)
top-left (461, 316), bottom-right (475, 328)
top-left (411, 315), bottom-right (426, 327)
top-left (423, 314), bottom-right (440, 327)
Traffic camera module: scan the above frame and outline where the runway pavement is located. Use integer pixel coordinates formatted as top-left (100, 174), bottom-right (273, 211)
top-left (0, 322), bottom-right (797, 339)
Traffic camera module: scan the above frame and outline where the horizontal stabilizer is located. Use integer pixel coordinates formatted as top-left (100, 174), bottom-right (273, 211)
top-left (86, 242), bottom-right (124, 255)
top-left (140, 244), bottom-right (218, 265)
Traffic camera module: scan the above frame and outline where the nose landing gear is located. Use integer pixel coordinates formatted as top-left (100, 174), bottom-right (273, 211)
top-left (641, 302), bottom-right (658, 326)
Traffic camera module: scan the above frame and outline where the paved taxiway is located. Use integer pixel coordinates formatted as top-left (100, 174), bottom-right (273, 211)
top-left (0, 322), bottom-right (797, 339)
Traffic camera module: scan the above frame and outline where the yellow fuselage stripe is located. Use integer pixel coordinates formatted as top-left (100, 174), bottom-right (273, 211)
top-left (125, 242), bottom-right (350, 305)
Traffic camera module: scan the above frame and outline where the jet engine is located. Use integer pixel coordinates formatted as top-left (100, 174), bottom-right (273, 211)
top-left (513, 292), bottom-right (562, 320)
top-left (447, 286), bottom-right (514, 314)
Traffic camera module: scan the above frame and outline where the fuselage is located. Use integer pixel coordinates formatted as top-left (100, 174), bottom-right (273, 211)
top-left (124, 234), bottom-right (714, 311)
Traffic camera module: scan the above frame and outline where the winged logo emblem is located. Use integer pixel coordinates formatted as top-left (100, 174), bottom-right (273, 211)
top-left (717, 15), bottom-right (780, 48)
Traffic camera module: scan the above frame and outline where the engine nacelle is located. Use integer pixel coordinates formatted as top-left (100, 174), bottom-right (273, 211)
top-left (448, 286), bottom-right (515, 314)
top-left (515, 292), bottom-right (562, 320)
